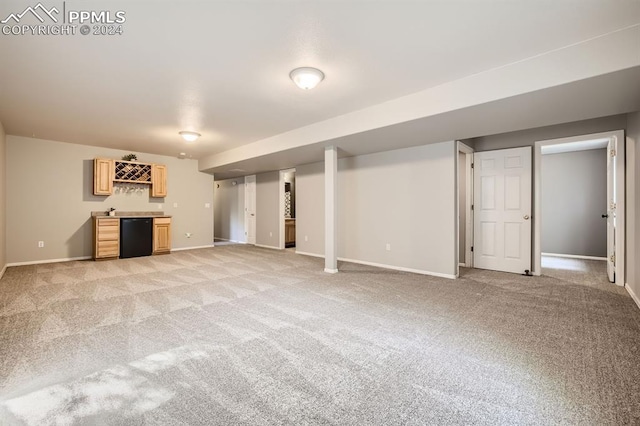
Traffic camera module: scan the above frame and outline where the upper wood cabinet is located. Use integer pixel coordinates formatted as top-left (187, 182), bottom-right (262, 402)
top-left (151, 164), bottom-right (167, 198)
top-left (94, 158), bottom-right (114, 195)
top-left (93, 158), bottom-right (167, 197)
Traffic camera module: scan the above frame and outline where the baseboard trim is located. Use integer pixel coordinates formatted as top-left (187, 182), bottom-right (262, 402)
top-left (0, 264), bottom-right (6, 280)
top-left (7, 246), bottom-right (218, 266)
top-left (324, 268), bottom-right (339, 274)
top-left (295, 251), bottom-right (324, 258)
top-left (172, 245), bottom-right (215, 252)
top-left (625, 283), bottom-right (640, 311)
top-left (7, 256), bottom-right (92, 267)
top-left (213, 238), bottom-right (247, 244)
top-left (542, 252), bottom-right (606, 261)
top-left (459, 263), bottom-right (467, 268)
top-left (297, 251), bottom-right (455, 279)
top-left (255, 244), bottom-right (281, 250)
top-left (338, 257), bottom-right (457, 279)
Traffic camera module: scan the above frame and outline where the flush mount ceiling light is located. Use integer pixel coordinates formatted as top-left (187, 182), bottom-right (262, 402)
top-left (289, 67), bottom-right (325, 90)
top-left (179, 131), bottom-right (201, 142)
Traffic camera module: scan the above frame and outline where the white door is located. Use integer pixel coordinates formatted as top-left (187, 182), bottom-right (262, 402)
top-left (606, 137), bottom-right (616, 282)
top-left (244, 175), bottom-right (256, 244)
top-left (474, 147), bottom-right (532, 274)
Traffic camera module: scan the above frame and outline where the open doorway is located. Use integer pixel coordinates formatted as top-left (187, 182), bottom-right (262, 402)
top-left (540, 142), bottom-right (607, 262)
top-left (457, 142), bottom-right (474, 275)
top-left (214, 177), bottom-right (247, 246)
top-left (534, 130), bottom-right (625, 285)
top-left (279, 169), bottom-right (296, 249)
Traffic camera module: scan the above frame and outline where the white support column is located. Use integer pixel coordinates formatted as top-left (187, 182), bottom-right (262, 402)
top-left (324, 146), bottom-right (338, 273)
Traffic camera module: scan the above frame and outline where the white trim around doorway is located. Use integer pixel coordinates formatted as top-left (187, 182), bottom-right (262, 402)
top-left (279, 168), bottom-right (296, 250)
top-left (456, 141), bottom-right (474, 277)
top-left (534, 130), bottom-right (625, 286)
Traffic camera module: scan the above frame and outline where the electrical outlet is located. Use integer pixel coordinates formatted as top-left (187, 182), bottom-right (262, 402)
top-left (269, 232), bottom-right (273, 237)
top-left (157, 204), bottom-right (163, 209)
top-left (305, 235), bottom-right (308, 242)
top-left (38, 241), bottom-right (44, 248)
top-left (386, 243), bottom-right (391, 251)
top-left (185, 232), bottom-right (192, 238)
top-left (173, 202), bottom-right (178, 208)
top-left (205, 203), bottom-right (211, 208)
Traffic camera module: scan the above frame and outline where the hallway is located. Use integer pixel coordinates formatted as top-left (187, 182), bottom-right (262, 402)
top-left (541, 255), bottom-right (627, 296)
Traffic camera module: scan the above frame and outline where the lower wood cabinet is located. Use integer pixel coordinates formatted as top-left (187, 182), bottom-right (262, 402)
top-left (92, 216), bottom-right (171, 259)
top-left (153, 217), bottom-right (172, 254)
top-left (93, 217), bottom-right (120, 259)
top-left (285, 219), bottom-right (296, 246)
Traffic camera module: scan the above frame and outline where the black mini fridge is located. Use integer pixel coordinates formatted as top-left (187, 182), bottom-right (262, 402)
top-left (120, 218), bottom-right (153, 258)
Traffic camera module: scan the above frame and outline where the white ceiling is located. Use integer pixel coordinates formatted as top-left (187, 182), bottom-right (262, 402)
top-left (1, 0), bottom-right (639, 160)
top-left (208, 66), bottom-right (640, 179)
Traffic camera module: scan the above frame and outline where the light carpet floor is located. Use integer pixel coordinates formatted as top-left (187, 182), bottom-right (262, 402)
top-left (0, 247), bottom-right (639, 425)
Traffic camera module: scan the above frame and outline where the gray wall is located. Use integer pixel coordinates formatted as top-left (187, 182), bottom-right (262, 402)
top-left (296, 162), bottom-right (324, 255)
top-left (213, 177), bottom-right (245, 242)
top-left (6, 136), bottom-right (214, 264)
top-left (541, 149), bottom-right (607, 257)
top-left (256, 171), bottom-right (280, 248)
top-left (627, 111), bottom-right (640, 299)
top-left (295, 141), bottom-right (457, 277)
top-left (0, 121), bottom-right (5, 275)
top-left (468, 114), bottom-right (627, 152)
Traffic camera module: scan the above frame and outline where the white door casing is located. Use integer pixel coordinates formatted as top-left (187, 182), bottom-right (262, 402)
top-left (279, 168), bottom-right (296, 250)
top-left (244, 175), bottom-right (256, 245)
top-left (457, 141), bottom-right (474, 274)
top-left (474, 147), bottom-right (532, 274)
top-left (606, 137), bottom-right (616, 282)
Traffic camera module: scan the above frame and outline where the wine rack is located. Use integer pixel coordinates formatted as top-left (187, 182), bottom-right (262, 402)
top-left (114, 160), bottom-right (152, 183)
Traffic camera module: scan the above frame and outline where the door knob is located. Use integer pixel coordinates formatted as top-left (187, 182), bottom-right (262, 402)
top-left (602, 214), bottom-right (609, 218)
top-left (523, 215), bottom-right (530, 220)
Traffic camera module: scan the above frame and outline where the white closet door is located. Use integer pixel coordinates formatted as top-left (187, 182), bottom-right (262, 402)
top-left (474, 147), bottom-right (532, 274)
